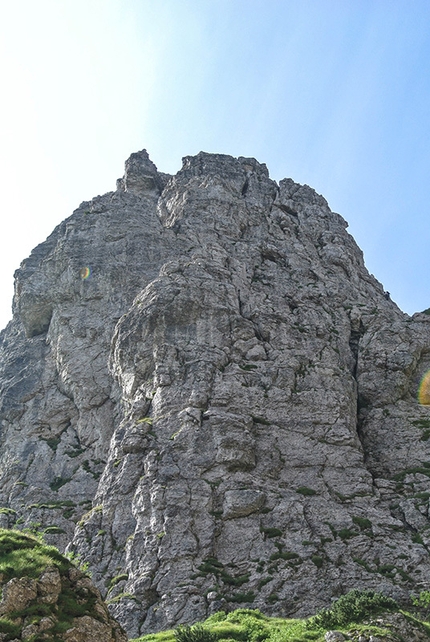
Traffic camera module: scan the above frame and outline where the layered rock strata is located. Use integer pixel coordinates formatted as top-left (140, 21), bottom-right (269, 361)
top-left (1, 150), bottom-right (430, 637)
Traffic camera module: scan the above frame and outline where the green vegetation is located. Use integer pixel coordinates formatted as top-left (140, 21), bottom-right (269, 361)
top-left (131, 597), bottom-right (407, 642)
top-left (338, 528), bottom-right (357, 541)
top-left (393, 464), bottom-right (430, 482)
top-left (0, 507), bottom-right (16, 516)
top-left (3, 526), bottom-right (430, 642)
top-left (65, 446), bottom-right (86, 458)
top-left (0, 528), bottom-right (106, 642)
top-left (352, 516), bottom-right (372, 531)
top-left (49, 476), bottom-right (72, 492)
top-left (311, 555), bottom-right (324, 568)
top-left (40, 435), bottom-right (62, 451)
top-left (0, 528), bottom-right (71, 580)
top-left (28, 500), bottom-right (76, 509)
top-left (198, 558), bottom-right (250, 587)
top-left (260, 527), bottom-right (282, 538)
top-left (296, 487), bottom-right (317, 496)
top-left (251, 416), bottom-right (271, 426)
top-left (109, 573), bottom-right (129, 589)
top-left (0, 619), bottom-right (21, 640)
top-left (43, 526), bottom-right (67, 535)
top-left (175, 624), bottom-right (217, 642)
top-left (308, 589), bottom-right (398, 628)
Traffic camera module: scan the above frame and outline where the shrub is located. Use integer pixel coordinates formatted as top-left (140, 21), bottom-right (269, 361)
top-left (311, 555), bottom-right (324, 568)
top-left (309, 589), bottom-right (398, 628)
top-left (411, 590), bottom-right (430, 617)
top-left (260, 527), bottom-right (282, 538)
top-left (174, 624), bottom-right (217, 642)
top-left (352, 516), bottom-right (372, 531)
top-left (412, 590), bottom-right (430, 608)
top-left (296, 487), bottom-right (317, 496)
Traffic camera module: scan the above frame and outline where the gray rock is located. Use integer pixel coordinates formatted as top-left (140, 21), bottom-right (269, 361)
top-left (1, 150), bottom-right (430, 637)
top-left (325, 633), bottom-right (345, 642)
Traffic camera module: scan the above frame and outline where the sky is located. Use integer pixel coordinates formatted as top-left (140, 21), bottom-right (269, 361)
top-left (0, 0), bottom-right (430, 330)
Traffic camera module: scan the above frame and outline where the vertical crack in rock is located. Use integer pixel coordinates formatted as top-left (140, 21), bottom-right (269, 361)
top-left (241, 177), bottom-right (249, 196)
top-left (1, 150), bottom-right (430, 637)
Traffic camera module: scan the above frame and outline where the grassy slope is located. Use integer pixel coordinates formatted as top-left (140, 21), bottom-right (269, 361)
top-left (130, 604), bottom-right (430, 642)
top-left (0, 528), bottom-right (72, 580)
top-left (0, 528), bottom-right (100, 642)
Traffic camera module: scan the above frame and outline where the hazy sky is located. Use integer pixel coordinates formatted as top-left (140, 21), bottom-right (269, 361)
top-left (1, 0), bottom-right (429, 330)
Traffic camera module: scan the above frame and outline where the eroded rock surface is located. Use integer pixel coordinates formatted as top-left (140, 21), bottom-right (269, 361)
top-left (1, 150), bottom-right (430, 637)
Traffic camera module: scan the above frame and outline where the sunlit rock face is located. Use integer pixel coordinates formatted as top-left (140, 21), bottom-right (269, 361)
top-left (1, 150), bottom-right (430, 637)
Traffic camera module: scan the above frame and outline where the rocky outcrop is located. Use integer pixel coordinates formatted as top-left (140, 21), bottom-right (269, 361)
top-left (1, 150), bottom-right (430, 638)
top-left (0, 529), bottom-right (126, 642)
top-left (325, 612), bottom-right (430, 642)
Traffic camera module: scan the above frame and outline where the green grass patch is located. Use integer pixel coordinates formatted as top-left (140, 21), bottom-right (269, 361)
top-left (28, 500), bottom-right (76, 510)
top-left (43, 526), bottom-right (67, 535)
top-left (393, 466), bottom-right (430, 481)
top-left (0, 529), bottom-right (71, 580)
top-left (296, 487), bottom-right (317, 496)
top-left (130, 603), bottom-right (414, 642)
top-left (65, 447), bottom-right (86, 458)
top-left (260, 527), bottom-right (283, 538)
top-left (352, 516), bottom-right (372, 531)
top-left (311, 555), bottom-right (324, 568)
top-left (251, 416), bottom-right (271, 426)
top-left (412, 419), bottom-right (430, 429)
top-left (49, 476), bottom-right (72, 492)
top-left (308, 589), bottom-right (398, 628)
top-left (109, 573), bottom-right (129, 589)
top-left (270, 551), bottom-right (301, 562)
top-left (338, 528), bottom-right (357, 541)
top-left (0, 527), bottom-right (107, 641)
top-left (198, 559), bottom-right (250, 587)
top-left (40, 435), bottom-right (61, 451)
top-left (0, 508), bottom-right (16, 515)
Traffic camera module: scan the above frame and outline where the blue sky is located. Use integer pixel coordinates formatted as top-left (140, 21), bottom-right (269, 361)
top-left (1, 0), bottom-right (430, 330)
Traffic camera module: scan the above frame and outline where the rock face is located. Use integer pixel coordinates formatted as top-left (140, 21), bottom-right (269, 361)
top-left (1, 150), bottom-right (430, 637)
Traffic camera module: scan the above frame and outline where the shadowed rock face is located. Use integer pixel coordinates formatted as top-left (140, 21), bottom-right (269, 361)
top-left (1, 150), bottom-right (430, 637)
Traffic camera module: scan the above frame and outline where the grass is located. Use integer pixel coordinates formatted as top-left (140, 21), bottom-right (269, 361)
top-left (0, 528), bottom-right (71, 580)
top-left (352, 516), bottom-right (372, 531)
top-left (49, 476), bottom-right (72, 491)
top-left (0, 528), bottom-right (105, 642)
top-left (130, 602), bottom-right (405, 642)
top-left (296, 487), bottom-right (317, 496)
top-left (198, 559), bottom-right (250, 587)
top-left (260, 527), bottom-right (283, 538)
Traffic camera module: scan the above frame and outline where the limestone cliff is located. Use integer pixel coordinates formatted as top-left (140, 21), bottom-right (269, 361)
top-left (1, 150), bottom-right (430, 638)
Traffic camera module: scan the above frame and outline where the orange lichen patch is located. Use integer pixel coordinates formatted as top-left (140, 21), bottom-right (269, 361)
top-left (418, 370), bottom-right (430, 405)
top-left (80, 266), bottom-right (91, 280)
